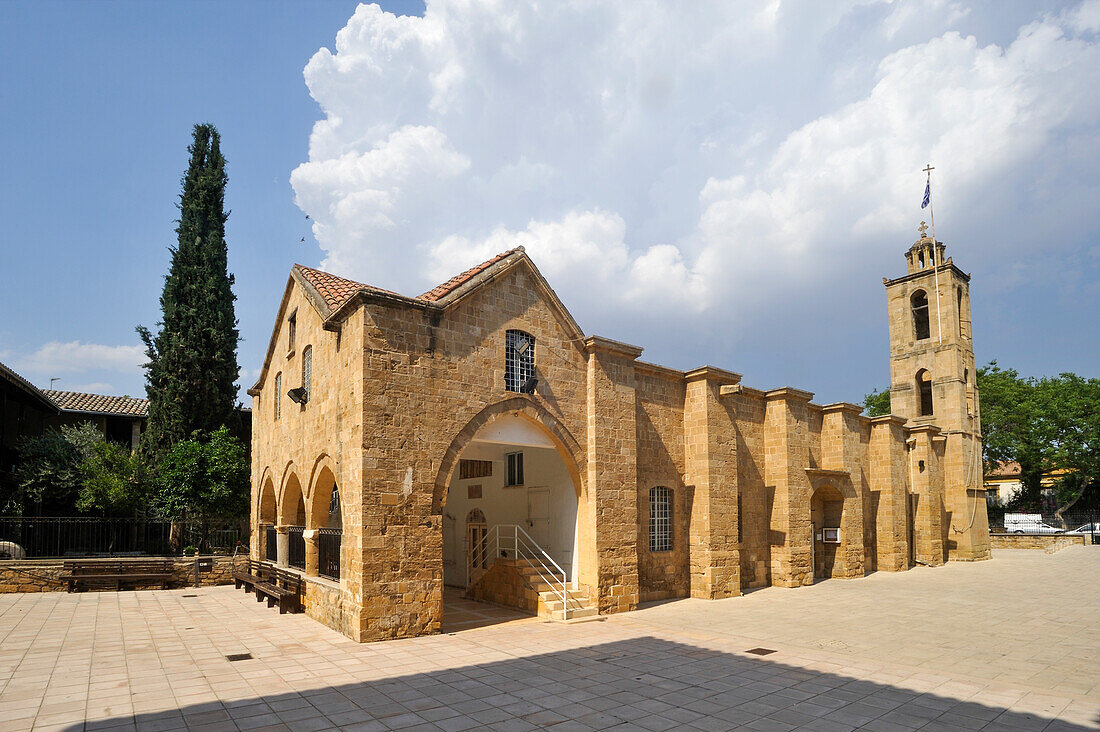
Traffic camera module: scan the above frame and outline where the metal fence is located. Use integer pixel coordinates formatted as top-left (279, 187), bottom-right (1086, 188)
top-left (265, 525), bottom-right (278, 562)
top-left (0, 517), bottom-right (248, 559)
top-left (318, 528), bottom-right (341, 581)
top-left (287, 526), bottom-right (305, 570)
top-left (989, 509), bottom-right (1100, 544)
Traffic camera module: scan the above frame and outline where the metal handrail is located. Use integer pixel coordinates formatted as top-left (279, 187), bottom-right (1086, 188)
top-left (467, 523), bottom-right (572, 620)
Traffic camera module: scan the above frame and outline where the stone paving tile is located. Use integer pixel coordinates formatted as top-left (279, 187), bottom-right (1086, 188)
top-left (0, 548), bottom-right (1098, 730)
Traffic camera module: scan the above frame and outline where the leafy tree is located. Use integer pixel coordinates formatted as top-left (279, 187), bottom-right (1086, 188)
top-left (8, 423), bottom-right (101, 515)
top-left (76, 442), bottom-right (150, 516)
top-left (155, 426), bottom-right (249, 521)
top-left (138, 123), bottom-right (240, 463)
top-left (976, 363), bottom-right (1098, 524)
top-left (863, 387), bottom-right (891, 417)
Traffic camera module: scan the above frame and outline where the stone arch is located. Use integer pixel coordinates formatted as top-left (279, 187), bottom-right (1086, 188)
top-left (431, 397), bottom-right (586, 515)
top-left (307, 454), bottom-right (340, 530)
top-left (278, 466), bottom-right (306, 526)
top-left (258, 471), bottom-right (277, 525)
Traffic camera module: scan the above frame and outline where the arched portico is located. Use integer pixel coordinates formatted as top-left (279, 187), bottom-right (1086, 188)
top-left (277, 469), bottom-right (306, 569)
top-left (305, 456), bottom-right (341, 580)
top-left (256, 472), bottom-right (277, 561)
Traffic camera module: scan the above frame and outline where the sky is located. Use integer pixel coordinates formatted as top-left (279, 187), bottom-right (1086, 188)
top-left (1, 0), bottom-right (1097, 406)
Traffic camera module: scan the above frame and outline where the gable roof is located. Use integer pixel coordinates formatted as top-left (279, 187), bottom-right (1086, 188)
top-left (250, 248), bottom-right (585, 395)
top-left (418, 248), bottom-right (520, 302)
top-left (44, 390), bottom-right (149, 418)
top-left (0, 360), bottom-right (59, 412)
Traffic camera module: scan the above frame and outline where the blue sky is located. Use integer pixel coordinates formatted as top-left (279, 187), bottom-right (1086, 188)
top-left (1, 1), bottom-right (1097, 405)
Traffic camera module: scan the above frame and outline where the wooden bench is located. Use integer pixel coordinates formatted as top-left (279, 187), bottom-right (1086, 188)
top-left (61, 559), bottom-right (175, 592)
top-left (233, 558), bottom-right (303, 614)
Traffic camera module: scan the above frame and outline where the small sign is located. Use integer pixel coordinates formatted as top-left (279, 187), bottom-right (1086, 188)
top-left (197, 558), bottom-right (214, 572)
top-left (467, 484), bottom-right (482, 499)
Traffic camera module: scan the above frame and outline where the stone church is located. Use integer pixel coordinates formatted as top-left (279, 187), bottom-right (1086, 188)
top-left (248, 231), bottom-right (991, 642)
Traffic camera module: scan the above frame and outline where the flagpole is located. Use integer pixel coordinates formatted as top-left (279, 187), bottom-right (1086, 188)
top-left (924, 164), bottom-right (943, 345)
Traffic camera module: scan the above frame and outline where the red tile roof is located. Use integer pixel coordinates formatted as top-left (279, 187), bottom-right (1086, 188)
top-left (0, 360), bottom-right (59, 412)
top-left (294, 248), bottom-right (522, 313)
top-left (418, 248), bottom-right (521, 302)
top-left (294, 265), bottom-right (375, 313)
top-left (44, 390), bottom-right (148, 418)
top-left (987, 460), bottom-right (1021, 478)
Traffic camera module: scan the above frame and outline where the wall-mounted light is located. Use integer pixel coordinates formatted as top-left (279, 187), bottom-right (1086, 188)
top-left (287, 387), bottom-right (307, 404)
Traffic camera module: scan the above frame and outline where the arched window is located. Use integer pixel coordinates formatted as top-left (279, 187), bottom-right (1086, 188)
top-left (911, 290), bottom-right (930, 341)
top-left (957, 287), bottom-right (964, 336)
top-left (649, 487), bottom-right (673, 552)
top-left (917, 369), bottom-right (933, 416)
top-left (302, 345), bottom-right (312, 402)
top-left (274, 372), bottom-right (282, 420)
top-left (505, 330), bottom-right (536, 393)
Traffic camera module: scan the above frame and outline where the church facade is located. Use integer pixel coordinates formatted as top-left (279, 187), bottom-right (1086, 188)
top-left (248, 233), bottom-right (990, 642)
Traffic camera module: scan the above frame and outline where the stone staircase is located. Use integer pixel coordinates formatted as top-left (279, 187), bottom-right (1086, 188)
top-left (467, 557), bottom-right (598, 621)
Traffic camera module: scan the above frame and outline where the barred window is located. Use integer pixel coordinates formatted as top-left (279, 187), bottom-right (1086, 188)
top-left (302, 345), bottom-right (312, 402)
top-left (274, 372), bottom-right (282, 420)
top-left (329, 483), bottom-right (340, 517)
top-left (506, 452), bottom-right (524, 487)
top-left (505, 330), bottom-right (535, 393)
top-left (649, 486), bottom-right (672, 552)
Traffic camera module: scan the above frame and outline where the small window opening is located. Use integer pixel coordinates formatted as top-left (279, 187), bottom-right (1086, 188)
top-left (649, 487), bottom-right (672, 552)
top-left (274, 372), bottom-right (282, 420)
top-left (917, 369), bottom-right (933, 416)
top-left (287, 310), bottom-right (297, 352)
top-left (505, 330), bottom-right (536, 393)
top-left (911, 290), bottom-right (930, 341)
top-left (302, 346), bottom-right (312, 402)
top-left (957, 287), bottom-right (964, 336)
top-left (505, 452), bottom-right (524, 486)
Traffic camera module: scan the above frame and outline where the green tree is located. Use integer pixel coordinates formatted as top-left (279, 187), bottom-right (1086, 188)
top-left (863, 387), bottom-right (891, 417)
top-left (976, 363), bottom-right (1098, 524)
top-left (76, 442), bottom-right (150, 516)
top-left (156, 426), bottom-right (249, 521)
top-left (8, 423), bottom-right (101, 515)
top-left (138, 123), bottom-right (240, 462)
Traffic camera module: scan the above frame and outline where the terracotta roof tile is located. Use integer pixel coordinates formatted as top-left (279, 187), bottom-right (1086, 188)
top-left (0, 360), bottom-right (58, 411)
top-left (987, 460), bottom-right (1021, 478)
top-left (44, 390), bottom-right (148, 418)
top-left (294, 265), bottom-right (374, 313)
top-left (418, 248), bottom-right (521, 302)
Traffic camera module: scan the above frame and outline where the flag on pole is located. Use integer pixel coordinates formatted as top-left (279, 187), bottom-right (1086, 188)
top-left (921, 179), bottom-right (930, 209)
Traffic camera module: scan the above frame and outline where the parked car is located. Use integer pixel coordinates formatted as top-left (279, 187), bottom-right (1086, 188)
top-left (1067, 522), bottom-right (1100, 534)
top-left (1003, 513), bottom-right (1065, 534)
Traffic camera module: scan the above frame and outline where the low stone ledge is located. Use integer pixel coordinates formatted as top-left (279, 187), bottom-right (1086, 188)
top-left (0, 555), bottom-right (241, 593)
top-left (990, 534), bottom-right (1086, 553)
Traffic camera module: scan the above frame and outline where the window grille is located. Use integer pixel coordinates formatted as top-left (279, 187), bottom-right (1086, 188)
top-left (274, 373), bottom-right (282, 420)
top-left (459, 459), bottom-right (493, 479)
top-left (649, 486), bottom-right (672, 552)
top-left (302, 346), bottom-right (312, 402)
top-left (506, 452), bottom-right (524, 486)
top-left (329, 483), bottom-right (340, 517)
top-left (505, 330), bottom-right (535, 392)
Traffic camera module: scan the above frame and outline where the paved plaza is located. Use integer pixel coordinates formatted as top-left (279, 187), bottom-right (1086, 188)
top-left (0, 548), bottom-right (1096, 731)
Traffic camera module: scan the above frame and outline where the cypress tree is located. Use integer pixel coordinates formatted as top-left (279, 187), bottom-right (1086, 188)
top-left (138, 124), bottom-right (240, 461)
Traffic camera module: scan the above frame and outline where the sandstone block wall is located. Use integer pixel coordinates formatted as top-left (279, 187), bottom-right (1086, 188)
top-left (0, 556), bottom-right (238, 593)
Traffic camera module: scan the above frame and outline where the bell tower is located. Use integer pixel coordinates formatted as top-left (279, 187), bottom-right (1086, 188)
top-left (884, 223), bottom-right (991, 561)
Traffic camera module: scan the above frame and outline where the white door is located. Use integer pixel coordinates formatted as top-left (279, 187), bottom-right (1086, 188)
top-left (527, 488), bottom-right (551, 550)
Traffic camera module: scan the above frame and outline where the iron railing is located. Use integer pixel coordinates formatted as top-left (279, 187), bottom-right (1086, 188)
top-left (265, 525), bottom-right (278, 562)
top-left (287, 526), bottom-right (305, 570)
top-left (0, 516), bottom-right (248, 559)
top-left (318, 528), bottom-right (341, 581)
top-left (469, 523), bottom-right (573, 620)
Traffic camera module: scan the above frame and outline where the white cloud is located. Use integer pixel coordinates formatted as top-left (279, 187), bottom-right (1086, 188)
top-left (17, 341), bottom-right (144, 375)
top-left (292, 1), bottom-right (1100, 380)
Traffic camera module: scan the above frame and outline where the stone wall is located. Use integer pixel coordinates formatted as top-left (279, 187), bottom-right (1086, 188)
top-left (0, 555), bottom-right (238, 593)
top-left (466, 560), bottom-right (539, 614)
top-left (990, 534), bottom-right (1086, 553)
